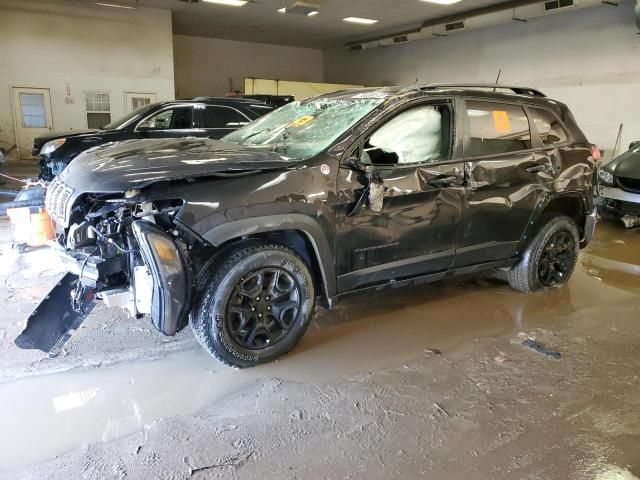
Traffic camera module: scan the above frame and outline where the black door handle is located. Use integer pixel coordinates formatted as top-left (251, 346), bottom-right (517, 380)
top-left (525, 165), bottom-right (547, 173)
top-left (428, 176), bottom-right (458, 187)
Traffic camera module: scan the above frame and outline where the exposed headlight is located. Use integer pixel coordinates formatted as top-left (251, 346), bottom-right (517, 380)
top-left (598, 169), bottom-right (615, 186)
top-left (40, 138), bottom-right (66, 156)
top-left (132, 220), bottom-right (189, 336)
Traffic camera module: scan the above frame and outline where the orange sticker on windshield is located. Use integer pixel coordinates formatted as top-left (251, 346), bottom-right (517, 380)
top-left (492, 111), bottom-right (511, 133)
top-left (291, 115), bottom-right (315, 127)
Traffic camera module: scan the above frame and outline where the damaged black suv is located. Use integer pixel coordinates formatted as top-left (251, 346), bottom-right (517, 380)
top-left (19, 84), bottom-right (597, 368)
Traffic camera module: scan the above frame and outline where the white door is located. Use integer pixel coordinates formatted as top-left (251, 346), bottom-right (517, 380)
top-left (124, 92), bottom-right (156, 113)
top-left (11, 87), bottom-right (54, 160)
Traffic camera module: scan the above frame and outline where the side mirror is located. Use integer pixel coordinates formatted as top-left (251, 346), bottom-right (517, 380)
top-left (630, 141), bottom-right (640, 151)
top-left (137, 120), bottom-right (153, 131)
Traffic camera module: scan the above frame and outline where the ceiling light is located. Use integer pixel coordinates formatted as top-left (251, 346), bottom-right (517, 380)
top-left (93, 2), bottom-right (138, 9)
top-left (343, 17), bottom-right (379, 24)
top-left (201, 0), bottom-right (248, 6)
top-left (419, 0), bottom-right (463, 4)
top-left (278, 7), bottom-right (286, 12)
top-left (307, 10), bottom-right (318, 16)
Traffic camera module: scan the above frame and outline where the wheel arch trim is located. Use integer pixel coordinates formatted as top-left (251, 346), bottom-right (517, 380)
top-left (201, 214), bottom-right (337, 299)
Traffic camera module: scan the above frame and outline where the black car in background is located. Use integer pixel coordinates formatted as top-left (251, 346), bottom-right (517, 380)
top-left (34, 97), bottom-right (274, 180)
top-left (597, 141), bottom-right (640, 227)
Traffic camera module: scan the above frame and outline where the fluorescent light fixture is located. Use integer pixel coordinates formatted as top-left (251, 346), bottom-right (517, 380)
top-left (419, 0), bottom-right (463, 4)
top-left (278, 7), bottom-right (286, 12)
top-left (307, 10), bottom-right (319, 16)
top-left (93, 2), bottom-right (138, 9)
top-left (343, 17), bottom-right (378, 24)
top-left (202, 0), bottom-right (248, 6)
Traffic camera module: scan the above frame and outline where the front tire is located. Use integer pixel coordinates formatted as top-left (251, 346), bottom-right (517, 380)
top-left (508, 216), bottom-right (580, 293)
top-left (192, 242), bottom-right (315, 368)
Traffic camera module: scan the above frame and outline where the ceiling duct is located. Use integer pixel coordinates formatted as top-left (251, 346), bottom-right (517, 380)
top-left (347, 0), bottom-right (612, 50)
top-left (284, 0), bottom-right (320, 15)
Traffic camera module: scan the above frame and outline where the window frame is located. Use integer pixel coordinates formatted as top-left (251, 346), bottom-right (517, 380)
top-left (84, 91), bottom-right (112, 129)
top-left (343, 97), bottom-right (460, 171)
top-left (527, 105), bottom-right (572, 150)
top-left (195, 103), bottom-right (252, 130)
top-left (461, 97), bottom-right (537, 160)
top-left (134, 104), bottom-right (196, 132)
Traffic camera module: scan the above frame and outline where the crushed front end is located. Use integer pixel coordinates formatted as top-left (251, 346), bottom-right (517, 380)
top-left (16, 176), bottom-right (192, 353)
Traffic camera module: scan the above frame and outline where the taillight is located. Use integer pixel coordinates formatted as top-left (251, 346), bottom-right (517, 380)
top-left (591, 144), bottom-right (601, 162)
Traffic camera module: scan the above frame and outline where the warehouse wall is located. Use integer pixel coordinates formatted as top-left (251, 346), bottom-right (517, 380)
top-left (324, 1), bottom-right (640, 158)
top-left (173, 35), bottom-right (324, 99)
top-left (0, 0), bottom-right (175, 160)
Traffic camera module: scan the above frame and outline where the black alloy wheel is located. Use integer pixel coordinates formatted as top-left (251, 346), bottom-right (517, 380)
top-left (226, 268), bottom-right (301, 350)
top-left (537, 230), bottom-right (577, 287)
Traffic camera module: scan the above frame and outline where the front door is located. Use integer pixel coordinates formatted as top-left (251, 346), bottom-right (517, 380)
top-left (11, 87), bottom-right (53, 159)
top-left (453, 99), bottom-right (551, 268)
top-left (134, 105), bottom-right (196, 140)
top-left (335, 100), bottom-right (465, 292)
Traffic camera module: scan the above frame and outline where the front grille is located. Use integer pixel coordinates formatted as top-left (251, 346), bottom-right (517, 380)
top-left (617, 177), bottom-right (640, 194)
top-left (45, 177), bottom-right (74, 226)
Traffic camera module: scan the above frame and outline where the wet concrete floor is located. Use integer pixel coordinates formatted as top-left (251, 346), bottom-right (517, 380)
top-left (0, 220), bottom-right (639, 478)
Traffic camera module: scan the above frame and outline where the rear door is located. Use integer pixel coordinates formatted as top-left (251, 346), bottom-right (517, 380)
top-left (195, 104), bottom-right (252, 139)
top-left (453, 99), bottom-right (552, 268)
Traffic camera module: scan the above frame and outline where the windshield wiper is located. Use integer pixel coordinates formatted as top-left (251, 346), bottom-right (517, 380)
top-left (240, 127), bottom-right (272, 144)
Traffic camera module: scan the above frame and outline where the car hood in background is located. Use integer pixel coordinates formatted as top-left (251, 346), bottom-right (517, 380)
top-left (33, 129), bottom-right (101, 151)
top-left (603, 149), bottom-right (640, 180)
top-left (58, 138), bottom-right (296, 193)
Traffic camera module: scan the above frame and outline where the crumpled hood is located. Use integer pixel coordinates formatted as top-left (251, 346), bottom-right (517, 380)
top-left (603, 148), bottom-right (640, 180)
top-left (58, 138), bottom-right (295, 193)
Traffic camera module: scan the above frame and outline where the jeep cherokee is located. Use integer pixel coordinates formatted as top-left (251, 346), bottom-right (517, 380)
top-left (17, 84), bottom-right (598, 368)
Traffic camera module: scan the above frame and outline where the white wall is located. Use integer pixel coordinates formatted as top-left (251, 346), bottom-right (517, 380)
top-left (173, 35), bottom-right (324, 99)
top-left (0, 0), bottom-right (175, 160)
top-left (324, 1), bottom-right (640, 159)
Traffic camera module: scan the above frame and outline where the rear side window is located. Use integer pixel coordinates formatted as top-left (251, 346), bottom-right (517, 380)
top-left (530, 107), bottom-right (568, 146)
top-left (466, 101), bottom-right (531, 157)
top-left (202, 106), bottom-right (249, 129)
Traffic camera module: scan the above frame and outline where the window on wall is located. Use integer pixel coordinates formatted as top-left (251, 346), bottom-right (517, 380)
top-left (85, 93), bottom-right (111, 129)
top-left (466, 101), bottom-right (531, 157)
top-left (131, 96), bottom-right (151, 111)
top-left (530, 108), bottom-right (568, 146)
top-left (20, 93), bottom-right (47, 128)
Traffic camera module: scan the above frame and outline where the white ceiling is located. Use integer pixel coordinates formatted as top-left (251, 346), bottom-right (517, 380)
top-left (138, 0), bottom-right (505, 49)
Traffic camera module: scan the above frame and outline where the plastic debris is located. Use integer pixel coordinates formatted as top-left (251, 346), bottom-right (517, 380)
top-left (522, 339), bottom-right (562, 359)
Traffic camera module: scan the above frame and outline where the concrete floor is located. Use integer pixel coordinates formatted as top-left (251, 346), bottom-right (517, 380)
top-left (0, 218), bottom-right (639, 479)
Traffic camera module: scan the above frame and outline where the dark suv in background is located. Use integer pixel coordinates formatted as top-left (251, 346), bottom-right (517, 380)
top-left (34, 97), bottom-right (274, 180)
top-left (20, 84), bottom-right (597, 368)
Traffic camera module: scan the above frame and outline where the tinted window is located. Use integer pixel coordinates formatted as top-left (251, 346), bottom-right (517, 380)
top-left (202, 106), bottom-right (249, 129)
top-left (143, 107), bottom-right (193, 130)
top-left (530, 107), bottom-right (568, 146)
top-left (466, 101), bottom-right (531, 157)
top-left (362, 105), bottom-right (449, 166)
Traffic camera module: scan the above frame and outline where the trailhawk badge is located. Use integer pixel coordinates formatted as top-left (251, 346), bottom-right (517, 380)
top-left (320, 164), bottom-right (331, 176)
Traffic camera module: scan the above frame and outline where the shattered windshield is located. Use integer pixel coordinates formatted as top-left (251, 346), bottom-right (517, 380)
top-left (222, 97), bottom-right (384, 159)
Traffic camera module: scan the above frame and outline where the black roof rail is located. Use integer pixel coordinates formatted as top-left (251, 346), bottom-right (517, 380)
top-left (191, 96), bottom-right (268, 104)
top-left (402, 83), bottom-right (547, 97)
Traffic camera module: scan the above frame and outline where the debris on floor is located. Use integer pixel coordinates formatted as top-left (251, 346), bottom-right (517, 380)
top-left (522, 338), bottom-right (562, 359)
top-left (621, 215), bottom-right (640, 229)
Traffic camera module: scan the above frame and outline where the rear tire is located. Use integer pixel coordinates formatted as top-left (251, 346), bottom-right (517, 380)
top-left (192, 242), bottom-right (315, 368)
top-left (507, 216), bottom-right (579, 293)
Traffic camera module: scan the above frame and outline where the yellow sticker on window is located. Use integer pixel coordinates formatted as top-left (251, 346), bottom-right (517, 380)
top-left (492, 111), bottom-right (511, 133)
top-left (290, 115), bottom-right (315, 127)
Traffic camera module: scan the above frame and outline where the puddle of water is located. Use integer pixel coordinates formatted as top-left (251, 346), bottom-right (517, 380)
top-left (0, 221), bottom-right (638, 470)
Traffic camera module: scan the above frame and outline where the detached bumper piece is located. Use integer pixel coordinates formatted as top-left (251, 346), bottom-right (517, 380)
top-left (15, 273), bottom-right (95, 354)
top-left (132, 220), bottom-right (189, 336)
